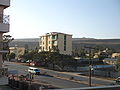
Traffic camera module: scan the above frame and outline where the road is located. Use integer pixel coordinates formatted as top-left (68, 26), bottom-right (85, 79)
top-left (4, 61), bottom-right (88, 88)
top-left (37, 65), bottom-right (115, 86)
top-left (4, 61), bottom-right (115, 88)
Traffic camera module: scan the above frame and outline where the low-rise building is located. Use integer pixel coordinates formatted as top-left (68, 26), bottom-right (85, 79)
top-left (112, 53), bottom-right (120, 58)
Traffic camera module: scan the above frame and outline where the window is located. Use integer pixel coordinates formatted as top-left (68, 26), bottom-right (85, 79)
top-left (64, 34), bottom-right (66, 40)
top-left (64, 45), bottom-right (66, 51)
top-left (64, 34), bottom-right (67, 51)
top-left (57, 34), bottom-right (58, 39)
top-left (39, 46), bottom-right (42, 49)
top-left (52, 41), bottom-right (55, 44)
top-left (49, 46), bottom-right (51, 50)
top-left (52, 35), bottom-right (56, 39)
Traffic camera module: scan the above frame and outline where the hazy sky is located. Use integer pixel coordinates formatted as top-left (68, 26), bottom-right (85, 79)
top-left (4, 0), bottom-right (120, 39)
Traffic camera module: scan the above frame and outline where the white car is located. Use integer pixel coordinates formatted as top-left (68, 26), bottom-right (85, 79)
top-left (28, 67), bottom-right (40, 75)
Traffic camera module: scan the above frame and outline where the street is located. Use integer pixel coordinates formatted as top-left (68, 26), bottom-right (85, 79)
top-left (4, 61), bottom-right (88, 88)
top-left (4, 61), bottom-right (115, 89)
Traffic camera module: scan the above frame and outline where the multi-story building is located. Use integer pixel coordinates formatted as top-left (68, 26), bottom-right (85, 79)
top-left (0, 0), bottom-right (10, 68)
top-left (39, 32), bottom-right (72, 55)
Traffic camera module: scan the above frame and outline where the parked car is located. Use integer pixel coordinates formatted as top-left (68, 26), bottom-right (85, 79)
top-left (30, 61), bottom-right (41, 66)
top-left (28, 67), bottom-right (40, 75)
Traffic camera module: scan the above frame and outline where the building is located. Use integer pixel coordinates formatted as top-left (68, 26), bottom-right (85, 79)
top-left (0, 0), bottom-right (10, 68)
top-left (112, 53), bottom-right (120, 58)
top-left (39, 32), bottom-right (72, 55)
top-left (103, 58), bottom-right (117, 65)
top-left (9, 47), bottom-right (25, 60)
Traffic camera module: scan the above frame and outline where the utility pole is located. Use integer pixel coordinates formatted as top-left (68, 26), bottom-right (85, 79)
top-left (85, 46), bottom-right (94, 87)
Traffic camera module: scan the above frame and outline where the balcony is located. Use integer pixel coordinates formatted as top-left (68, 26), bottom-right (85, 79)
top-left (0, 14), bottom-right (9, 32)
top-left (52, 35), bottom-right (58, 40)
top-left (0, 0), bottom-right (10, 8)
top-left (52, 41), bottom-right (58, 46)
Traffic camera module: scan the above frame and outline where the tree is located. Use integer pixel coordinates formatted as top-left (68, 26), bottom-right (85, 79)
top-left (72, 48), bottom-right (79, 57)
top-left (79, 48), bottom-right (86, 58)
top-left (98, 52), bottom-right (108, 60)
top-left (115, 56), bottom-right (120, 72)
top-left (7, 53), bottom-right (16, 61)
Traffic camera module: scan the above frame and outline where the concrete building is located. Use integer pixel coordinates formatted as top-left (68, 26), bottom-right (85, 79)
top-left (39, 32), bottom-right (72, 55)
top-left (112, 53), bottom-right (120, 58)
top-left (0, 0), bottom-right (10, 68)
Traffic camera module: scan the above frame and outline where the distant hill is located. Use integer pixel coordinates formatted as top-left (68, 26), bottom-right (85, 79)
top-left (9, 38), bottom-right (120, 51)
top-left (9, 38), bottom-right (39, 50)
top-left (72, 38), bottom-right (120, 51)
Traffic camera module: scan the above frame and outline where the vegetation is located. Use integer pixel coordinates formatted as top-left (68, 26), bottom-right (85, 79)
top-left (72, 48), bottom-right (87, 58)
top-left (20, 48), bottom-right (77, 70)
top-left (17, 44), bottom-right (116, 71)
top-left (7, 53), bottom-right (16, 61)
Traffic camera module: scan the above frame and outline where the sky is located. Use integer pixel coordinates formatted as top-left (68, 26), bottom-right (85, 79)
top-left (4, 0), bottom-right (120, 39)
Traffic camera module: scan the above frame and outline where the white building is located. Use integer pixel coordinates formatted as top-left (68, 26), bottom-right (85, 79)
top-left (39, 32), bottom-right (72, 55)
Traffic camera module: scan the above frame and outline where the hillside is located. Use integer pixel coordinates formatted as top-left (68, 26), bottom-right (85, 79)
top-left (72, 38), bottom-right (120, 51)
top-left (9, 38), bottom-right (39, 50)
top-left (9, 38), bottom-right (120, 51)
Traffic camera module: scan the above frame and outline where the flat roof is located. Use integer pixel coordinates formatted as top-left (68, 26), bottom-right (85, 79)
top-left (40, 32), bottom-right (72, 37)
top-left (28, 67), bottom-right (39, 69)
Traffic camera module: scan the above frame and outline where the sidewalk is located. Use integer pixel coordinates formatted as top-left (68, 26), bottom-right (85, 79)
top-left (0, 76), bottom-right (8, 85)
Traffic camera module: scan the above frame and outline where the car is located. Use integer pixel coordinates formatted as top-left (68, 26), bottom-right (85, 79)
top-left (28, 67), bottom-right (40, 75)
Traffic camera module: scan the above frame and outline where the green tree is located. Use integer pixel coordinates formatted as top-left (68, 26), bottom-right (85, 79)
top-left (79, 48), bottom-right (86, 58)
top-left (115, 57), bottom-right (120, 72)
top-left (7, 53), bottom-right (16, 61)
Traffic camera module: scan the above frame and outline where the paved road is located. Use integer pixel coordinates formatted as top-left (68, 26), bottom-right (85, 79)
top-left (37, 66), bottom-right (115, 86)
top-left (4, 61), bottom-right (115, 88)
top-left (4, 61), bottom-right (88, 88)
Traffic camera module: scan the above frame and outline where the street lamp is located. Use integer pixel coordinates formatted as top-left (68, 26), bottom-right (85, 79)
top-left (85, 46), bottom-right (94, 87)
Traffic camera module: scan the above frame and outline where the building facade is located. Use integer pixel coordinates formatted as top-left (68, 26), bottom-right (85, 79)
top-left (39, 32), bottom-right (72, 55)
top-left (112, 53), bottom-right (120, 58)
top-left (0, 0), bottom-right (10, 68)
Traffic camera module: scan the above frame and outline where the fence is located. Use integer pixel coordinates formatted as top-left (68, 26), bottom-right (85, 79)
top-left (93, 70), bottom-right (120, 78)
